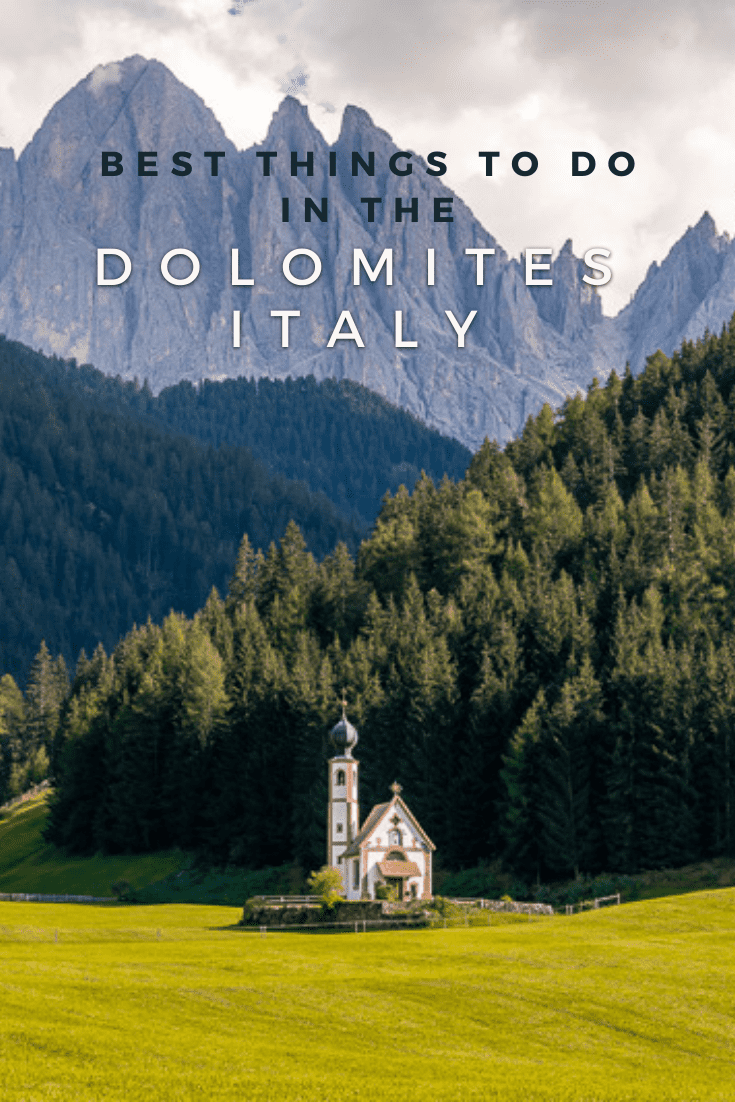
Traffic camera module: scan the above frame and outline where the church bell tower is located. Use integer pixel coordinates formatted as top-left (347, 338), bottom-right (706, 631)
top-left (327, 704), bottom-right (360, 874)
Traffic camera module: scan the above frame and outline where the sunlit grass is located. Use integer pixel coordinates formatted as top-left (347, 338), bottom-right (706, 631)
top-left (0, 795), bottom-right (184, 897)
top-left (1, 892), bottom-right (734, 1100)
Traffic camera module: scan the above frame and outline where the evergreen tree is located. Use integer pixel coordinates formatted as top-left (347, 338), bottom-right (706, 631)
top-left (451, 623), bottom-right (522, 863)
top-left (0, 674), bottom-right (25, 803)
top-left (536, 657), bottom-right (602, 878)
top-left (603, 590), bottom-right (697, 870)
top-left (499, 691), bottom-right (545, 883)
top-left (22, 642), bottom-right (68, 778)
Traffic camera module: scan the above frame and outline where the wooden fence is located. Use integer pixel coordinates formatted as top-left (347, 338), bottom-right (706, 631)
top-left (0, 892), bottom-right (112, 903)
top-left (564, 893), bottom-right (621, 915)
top-left (250, 895), bottom-right (317, 905)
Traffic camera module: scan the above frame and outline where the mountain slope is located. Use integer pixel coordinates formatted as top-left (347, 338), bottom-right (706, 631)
top-left (0, 56), bottom-right (616, 449)
top-left (0, 336), bottom-right (357, 679)
top-left (53, 364), bottom-right (471, 530)
top-left (2, 57), bottom-right (735, 449)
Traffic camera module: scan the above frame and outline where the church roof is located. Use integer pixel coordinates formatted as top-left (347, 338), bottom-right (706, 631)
top-left (329, 710), bottom-right (358, 758)
top-left (341, 802), bottom-right (391, 857)
top-left (342, 792), bottom-right (436, 857)
top-left (393, 796), bottom-right (436, 850)
top-left (378, 859), bottom-right (421, 878)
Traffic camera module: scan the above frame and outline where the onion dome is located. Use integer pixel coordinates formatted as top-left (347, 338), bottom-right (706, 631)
top-left (330, 706), bottom-right (358, 758)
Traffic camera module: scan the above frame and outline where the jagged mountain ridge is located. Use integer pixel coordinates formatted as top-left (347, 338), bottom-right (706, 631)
top-left (0, 56), bottom-right (733, 450)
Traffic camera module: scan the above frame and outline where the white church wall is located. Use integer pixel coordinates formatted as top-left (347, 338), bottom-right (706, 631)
top-left (332, 802), bottom-right (347, 835)
top-left (327, 717), bottom-right (434, 902)
top-left (342, 839), bottom-right (432, 900)
top-left (364, 852), bottom-right (383, 900)
top-left (342, 856), bottom-right (361, 901)
top-left (336, 855), bottom-right (349, 896)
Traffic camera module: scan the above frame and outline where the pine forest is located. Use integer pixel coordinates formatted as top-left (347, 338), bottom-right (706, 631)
top-left (6, 320), bottom-right (735, 884)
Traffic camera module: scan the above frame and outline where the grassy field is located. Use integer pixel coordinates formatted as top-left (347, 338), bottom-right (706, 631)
top-left (1, 891), bottom-right (734, 1101)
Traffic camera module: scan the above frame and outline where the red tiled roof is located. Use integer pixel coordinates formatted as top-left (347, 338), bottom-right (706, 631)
top-left (378, 860), bottom-right (421, 878)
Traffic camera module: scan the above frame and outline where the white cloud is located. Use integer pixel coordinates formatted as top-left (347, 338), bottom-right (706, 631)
top-left (88, 60), bottom-right (122, 95)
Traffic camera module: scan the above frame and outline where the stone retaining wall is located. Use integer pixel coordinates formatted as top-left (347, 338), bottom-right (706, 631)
top-left (240, 897), bottom-right (554, 926)
top-left (481, 900), bottom-right (554, 916)
top-left (241, 900), bottom-right (389, 926)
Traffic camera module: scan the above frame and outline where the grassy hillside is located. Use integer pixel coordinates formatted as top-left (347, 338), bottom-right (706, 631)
top-left (0, 793), bottom-right (184, 897)
top-left (1, 892), bottom-right (734, 1100)
top-left (437, 857), bottom-right (735, 908)
top-left (0, 793), bottom-right (305, 904)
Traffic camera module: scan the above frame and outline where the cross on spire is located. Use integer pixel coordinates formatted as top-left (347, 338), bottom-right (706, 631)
top-left (390, 781), bottom-right (402, 797)
top-left (340, 689), bottom-right (348, 719)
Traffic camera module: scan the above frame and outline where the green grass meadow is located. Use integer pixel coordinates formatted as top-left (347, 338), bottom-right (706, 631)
top-left (1, 892), bottom-right (734, 1101)
top-left (0, 797), bottom-right (184, 898)
top-left (2, 795), bottom-right (735, 1099)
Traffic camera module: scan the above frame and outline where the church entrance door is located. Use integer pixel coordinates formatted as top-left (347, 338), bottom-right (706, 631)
top-left (386, 877), bottom-right (403, 901)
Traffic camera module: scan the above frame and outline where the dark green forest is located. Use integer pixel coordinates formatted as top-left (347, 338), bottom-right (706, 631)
top-left (21, 321), bottom-right (735, 881)
top-left (81, 371), bottom-right (471, 530)
top-left (0, 337), bottom-right (467, 680)
top-left (17, 320), bottom-right (735, 882)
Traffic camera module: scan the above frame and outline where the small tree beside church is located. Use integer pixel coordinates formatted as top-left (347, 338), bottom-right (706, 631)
top-left (307, 866), bottom-right (344, 908)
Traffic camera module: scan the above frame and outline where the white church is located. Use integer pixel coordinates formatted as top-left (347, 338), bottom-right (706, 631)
top-left (327, 708), bottom-right (435, 901)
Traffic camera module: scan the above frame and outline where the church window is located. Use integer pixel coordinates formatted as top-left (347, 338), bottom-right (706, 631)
top-left (353, 861), bottom-right (360, 889)
top-left (336, 769), bottom-right (345, 786)
top-left (410, 883), bottom-right (417, 899)
top-left (388, 828), bottom-right (402, 846)
top-left (336, 823), bottom-right (343, 833)
top-left (387, 850), bottom-right (405, 862)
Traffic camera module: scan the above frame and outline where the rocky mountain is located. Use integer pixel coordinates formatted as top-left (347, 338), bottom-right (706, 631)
top-left (0, 56), bottom-right (734, 450)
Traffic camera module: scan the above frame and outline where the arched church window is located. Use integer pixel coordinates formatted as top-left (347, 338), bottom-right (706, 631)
top-left (386, 850), bottom-right (405, 862)
top-left (336, 769), bottom-right (345, 786)
top-left (336, 823), bottom-right (343, 833)
top-left (388, 828), bottom-right (402, 846)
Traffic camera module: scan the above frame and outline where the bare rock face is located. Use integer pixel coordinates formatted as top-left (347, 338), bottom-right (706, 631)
top-left (616, 212), bottom-right (732, 374)
top-left (1, 57), bottom-right (735, 450)
top-left (1, 57), bottom-right (244, 383)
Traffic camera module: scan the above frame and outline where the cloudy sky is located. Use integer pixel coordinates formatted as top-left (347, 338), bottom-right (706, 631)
top-left (1, 0), bottom-right (733, 313)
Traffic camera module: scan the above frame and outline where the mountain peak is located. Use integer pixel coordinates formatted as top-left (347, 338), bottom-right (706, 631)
top-left (85, 55), bottom-right (149, 97)
top-left (341, 104), bottom-right (375, 131)
top-left (273, 94), bottom-right (311, 120)
top-left (5, 57), bottom-right (735, 453)
top-left (695, 210), bottom-right (716, 235)
top-left (336, 103), bottom-right (393, 149)
top-left (21, 54), bottom-right (228, 175)
top-left (677, 210), bottom-right (727, 262)
top-left (264, 95), bottom-right (326, 151)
